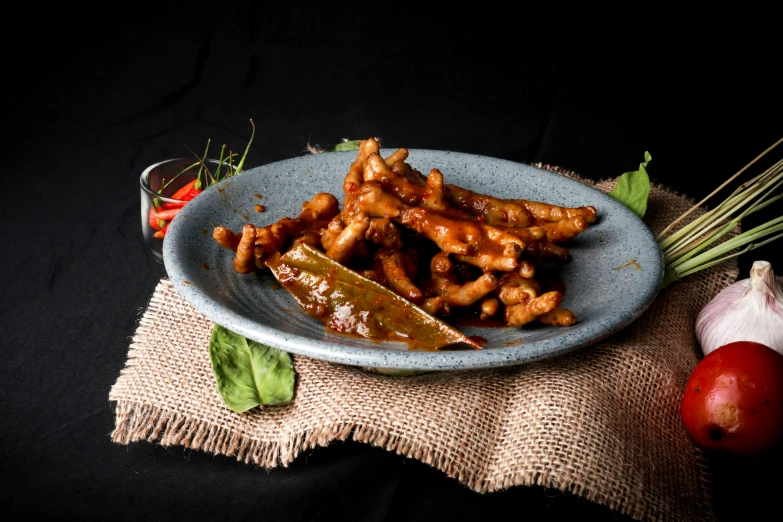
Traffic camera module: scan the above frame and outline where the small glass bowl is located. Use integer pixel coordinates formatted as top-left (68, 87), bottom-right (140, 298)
top-left (140, 158), bottom-right (232, 263)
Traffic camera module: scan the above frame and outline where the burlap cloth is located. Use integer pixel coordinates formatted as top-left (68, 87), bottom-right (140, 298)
top-left (110, 167), bottom-right (736, 522)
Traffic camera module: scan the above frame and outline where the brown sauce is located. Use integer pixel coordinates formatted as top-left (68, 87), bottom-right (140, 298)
top-left (613, 258), bottom-right (642, 271)
top-left (453, 316), bottom-right (507, 328)
top-left (468, 335), bottom-right (488, 346)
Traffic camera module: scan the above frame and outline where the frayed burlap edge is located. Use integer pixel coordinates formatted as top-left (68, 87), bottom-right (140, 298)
top-left (112, 398), bottom-right (506, 489)
top-left (113, 397), bottom-right (710, 517)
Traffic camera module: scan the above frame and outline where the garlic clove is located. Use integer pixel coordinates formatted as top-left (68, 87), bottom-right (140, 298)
top-left (695, 260), bottom-right (783, 356)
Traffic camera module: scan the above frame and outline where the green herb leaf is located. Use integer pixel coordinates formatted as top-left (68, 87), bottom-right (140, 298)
top-left (235, 119), bottom-right (255, 174)
top-left (208, 324), bottom-right (295, 412)
top-left (267, 243), bottom-right (481, 350)
top-left (609, 151), bottom-right (652, 218)
top-left (324, 140), bottom-right (361, 152)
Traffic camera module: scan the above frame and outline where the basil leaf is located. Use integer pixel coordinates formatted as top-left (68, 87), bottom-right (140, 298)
top-left (324, 139), bottom-right (361, 152)
top-left (608, 151), bottom-right (652, 218)
top-left (208, 324), bottom-right (295, 412)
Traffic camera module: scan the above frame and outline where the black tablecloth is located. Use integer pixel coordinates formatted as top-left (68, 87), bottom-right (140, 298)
top-left (2, 6), bottom-right (781, 521)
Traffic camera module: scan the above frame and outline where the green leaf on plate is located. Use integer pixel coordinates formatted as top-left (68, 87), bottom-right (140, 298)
top-left (267, 243), bottom-right (481, 350)
top-left (608, 151), bottom-right (652, 218)
top-left (208, 324), bottom-right (295, 412)
top-left (324, 139), bottom-right (362, 152)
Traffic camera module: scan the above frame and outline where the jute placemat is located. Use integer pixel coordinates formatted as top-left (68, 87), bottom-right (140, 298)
top-left (110, 168), bottom-right (735, 522)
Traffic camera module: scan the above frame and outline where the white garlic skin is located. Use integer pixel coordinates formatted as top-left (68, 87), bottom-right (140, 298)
top-left (695, 260), bottom-right (783, 356)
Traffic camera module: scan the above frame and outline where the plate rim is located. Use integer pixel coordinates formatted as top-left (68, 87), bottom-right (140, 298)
top-left (163, 148), bottom-right (664, 370)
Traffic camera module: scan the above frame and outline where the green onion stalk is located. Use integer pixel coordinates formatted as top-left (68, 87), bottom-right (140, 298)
top-left (183, 119), bottom-right (255, 189)
top-left (148, 119), bottom-right (255, 219)
top-left (658, 137), bottom-right (783, 289)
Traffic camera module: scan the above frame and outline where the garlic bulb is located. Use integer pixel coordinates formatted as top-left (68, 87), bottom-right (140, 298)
top-left (695, 260), bottom-right (783, 356)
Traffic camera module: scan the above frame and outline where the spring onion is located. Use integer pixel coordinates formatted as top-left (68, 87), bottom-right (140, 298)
top-left (656, 137), bottom-right (783, 288)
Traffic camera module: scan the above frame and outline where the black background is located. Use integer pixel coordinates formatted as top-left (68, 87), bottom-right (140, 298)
top-left (2, 5), bottom-right (781, 521)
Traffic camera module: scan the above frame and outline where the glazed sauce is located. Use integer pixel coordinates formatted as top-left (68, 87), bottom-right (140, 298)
top-left (613, 258), bottom-right (642, 271)
top-left (468, 335), bottom-right (488, 346)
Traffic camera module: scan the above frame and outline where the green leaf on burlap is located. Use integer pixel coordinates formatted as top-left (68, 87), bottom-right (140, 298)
top-left (208, 324), bottom-right (295, 412)
top-left (609, 151), bottom-right (652, 218)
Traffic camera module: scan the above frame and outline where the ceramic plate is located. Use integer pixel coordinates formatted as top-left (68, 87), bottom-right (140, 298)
top-left (163, 149), bottom-right (663, 370)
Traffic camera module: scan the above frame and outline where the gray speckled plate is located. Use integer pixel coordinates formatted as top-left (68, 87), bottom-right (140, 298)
top-left (163, 149), bottom-right (663, 370)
